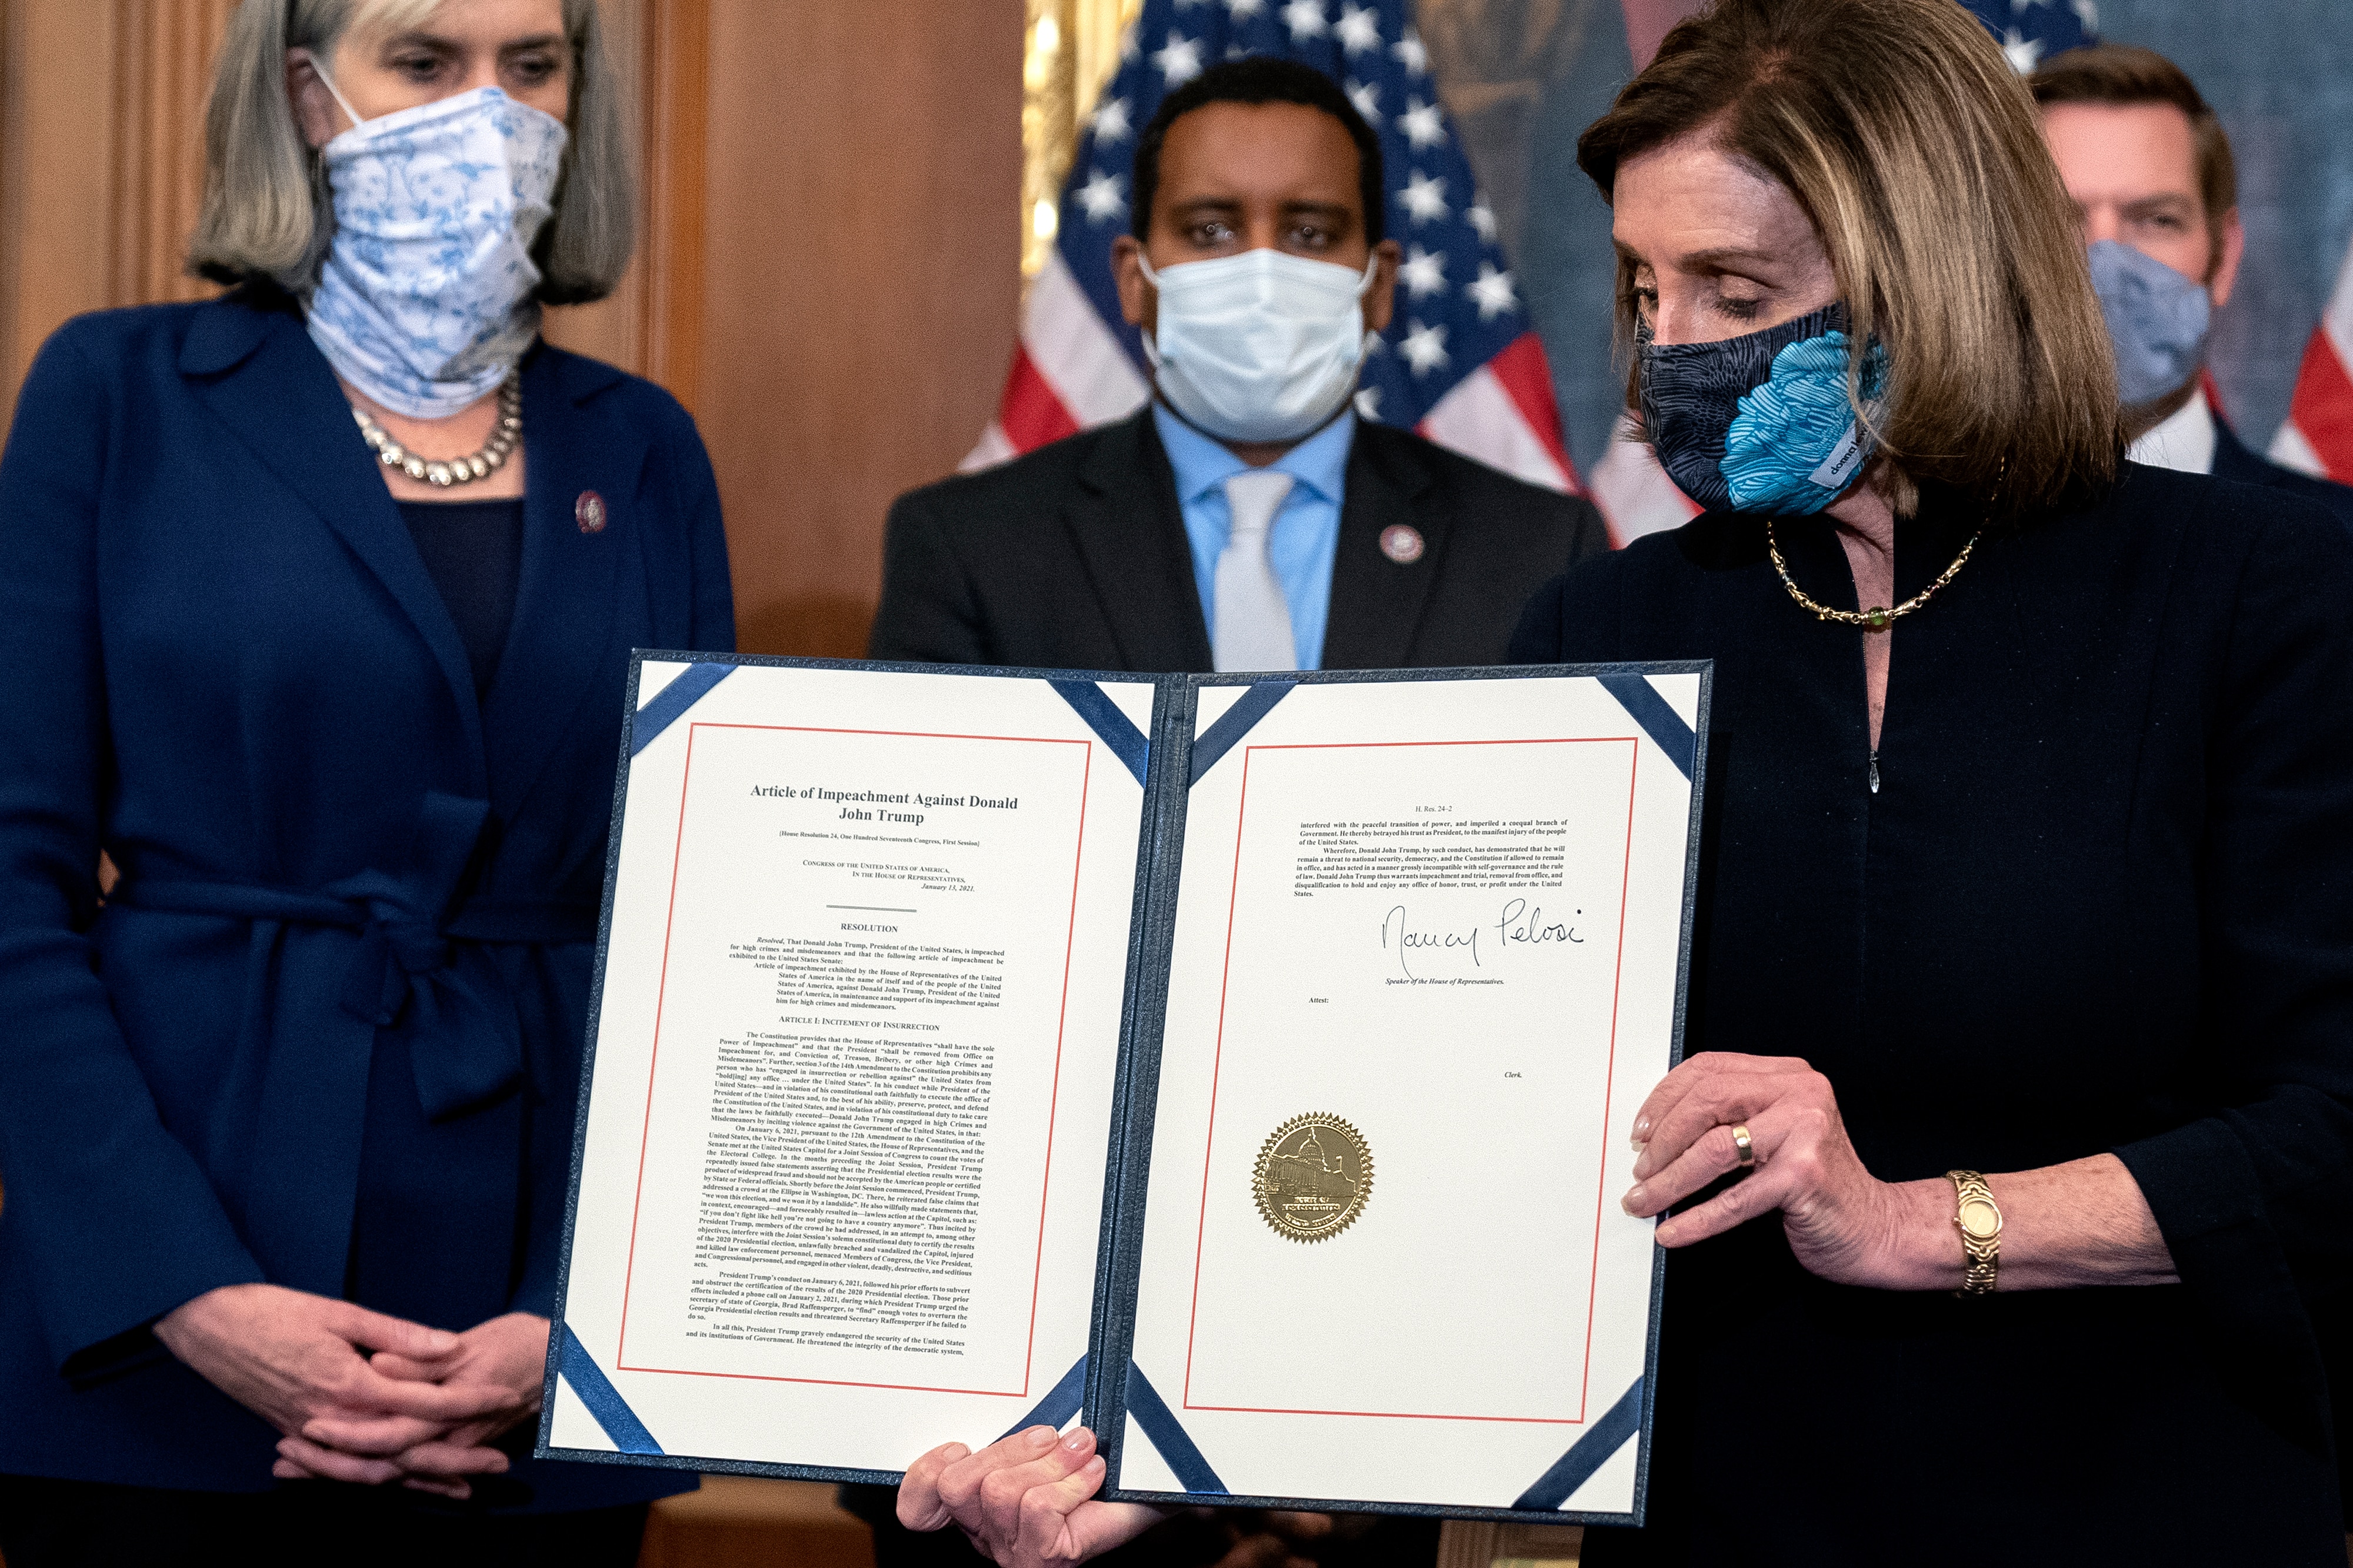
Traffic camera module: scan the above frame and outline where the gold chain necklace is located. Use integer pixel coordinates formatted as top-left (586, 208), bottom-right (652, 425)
top-left (1766, 521), bottom-right (1978, 631)
top-left (1765, 459), bottom-right (2002, 632)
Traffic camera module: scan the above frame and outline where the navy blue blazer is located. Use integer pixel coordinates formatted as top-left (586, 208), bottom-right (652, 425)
top-left (0, 289), bottom-right (731, 1504)
top-left (2211, 415), bottom-right (2353, 532)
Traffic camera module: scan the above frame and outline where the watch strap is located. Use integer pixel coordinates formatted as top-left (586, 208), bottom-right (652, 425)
top-left (1947, 1169), bottom-right (2001, 1296)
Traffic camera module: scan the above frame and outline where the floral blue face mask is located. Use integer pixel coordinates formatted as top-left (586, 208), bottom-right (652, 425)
top-left (1637, 302), bottom-right (1888, 515)
top-left (300, 60), bottom-right (569, 419)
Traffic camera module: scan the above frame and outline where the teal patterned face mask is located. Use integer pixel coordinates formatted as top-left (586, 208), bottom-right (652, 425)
top-left (301, 61), bottom-right (568, 419)
top-left (1638, 303), bottom-right (1888, 515)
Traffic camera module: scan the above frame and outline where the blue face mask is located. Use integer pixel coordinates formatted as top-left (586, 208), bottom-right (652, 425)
top-left (2087, 238), bottom-right (2211, 408)
top-left (299, 58), bottom-right (569, 419)
top-left (1637, 303), bottom-right (1887, 515)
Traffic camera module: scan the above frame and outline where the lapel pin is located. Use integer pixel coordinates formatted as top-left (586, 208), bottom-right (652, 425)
top-left (575, 490), bottom-right (608, 535)
top-left (1379, 523), bottom-right (1425, 565)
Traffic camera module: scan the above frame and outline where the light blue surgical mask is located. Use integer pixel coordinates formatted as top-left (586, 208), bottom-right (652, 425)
top-left (1139, 248), bottom-right (1379, 445)
top-left (2087, 238), bottom-right (2212, 408)
top-left (300, 57), bottom-right (569, 419)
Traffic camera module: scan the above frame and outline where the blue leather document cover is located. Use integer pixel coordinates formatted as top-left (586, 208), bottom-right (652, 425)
top-left (539, 653), bottom-right (1709, 1530)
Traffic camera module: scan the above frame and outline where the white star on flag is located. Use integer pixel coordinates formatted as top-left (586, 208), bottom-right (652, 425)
top-left (1399, 244), bottom-right (1448, 299)
top-left (1281, 0), bottom-right (1328, 43)
top-left (1224, 0), bottom-right (1266, 16)
top-left (1400, 319), bottom-right (1451, 375)
top-left (1076, 168), bottom-right (1128, 224)
top-left (1335, 2), bottom-right (1382, 54)
top-left (1090, 96), bottom-right (1132, 145)
top-left (1468, 261), bottom-right (1518, 321)
top-left (1397, 169), bottom-right (1449, 225)
top-left (1392, 25), bottom-right (1428, 75)
top-left (1466, 201), bottom-right (1497, 242)
top-left (2001, 26), bottom-right (2044, 71)
top-left (1152, 30), bottom-right (1204, 86)
top-left (1345, 79), bottom-right (1381, 126)
top-left (1354, 387), bottom-right (1384, 421)
top-left (1400, 96), bottom-right (1447, 151)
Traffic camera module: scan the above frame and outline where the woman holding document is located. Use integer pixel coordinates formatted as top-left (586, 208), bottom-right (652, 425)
top-left (0, 0), bottom-right (728, 1558)
top-left (918, 0), bottom-right (2353, 1564)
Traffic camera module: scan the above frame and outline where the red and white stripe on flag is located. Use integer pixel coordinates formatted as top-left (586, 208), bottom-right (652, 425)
top-left (2270, 235), bottom-right (2353, 482)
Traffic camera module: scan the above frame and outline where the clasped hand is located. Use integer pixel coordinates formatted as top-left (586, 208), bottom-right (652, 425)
top-left (900, 1424), bottom-right (1159, 1568)
top-left (899, 1425), bottom-right (1335, 1568)
top-left (154, 1283), bottom-right (549, 1497)
top-left (1618, 1050), bottom-right (1947, 1289)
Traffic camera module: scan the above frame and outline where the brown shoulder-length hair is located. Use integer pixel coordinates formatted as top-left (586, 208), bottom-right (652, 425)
top-left (1578, 0), bottom-right (2122, 521)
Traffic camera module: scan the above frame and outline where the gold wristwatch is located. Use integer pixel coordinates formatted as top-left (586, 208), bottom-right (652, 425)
top-left (1947, 1170), bottom-right (2002, 1296)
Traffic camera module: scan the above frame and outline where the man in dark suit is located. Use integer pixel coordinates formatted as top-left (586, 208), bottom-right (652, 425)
top-left (869, 58), bottom-right (1609, 675)
top-left (2033, 45), bottom-right (2353, 529)
top-left (852, 58), bottom-right (1602, 1568)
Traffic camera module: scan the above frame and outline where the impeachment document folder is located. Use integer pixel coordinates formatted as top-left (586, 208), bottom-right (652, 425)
top-left (541, 655), bottom-right (1709, 1528)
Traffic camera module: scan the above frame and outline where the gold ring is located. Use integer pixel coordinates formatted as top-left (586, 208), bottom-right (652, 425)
top-left (1730, 1125), bottom-right (1755, 1167)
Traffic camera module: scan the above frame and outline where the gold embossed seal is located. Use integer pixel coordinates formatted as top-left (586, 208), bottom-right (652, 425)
top-left (1253, 1114), bottom-right (1372, 1243)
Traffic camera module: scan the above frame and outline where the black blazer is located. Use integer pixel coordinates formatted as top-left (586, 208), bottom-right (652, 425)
top-left (868, 408), bottom-right (1609, 671)
top-left (2211, 415), bottom-right (2353, 531)
top-left (2237, 418), bottom-right (2353, 1527)
top-left (1511, 467), bottom-right (2353, 1566)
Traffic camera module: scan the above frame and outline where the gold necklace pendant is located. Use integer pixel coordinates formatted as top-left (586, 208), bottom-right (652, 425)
top-left (350, 376), bottom-right (523, 488)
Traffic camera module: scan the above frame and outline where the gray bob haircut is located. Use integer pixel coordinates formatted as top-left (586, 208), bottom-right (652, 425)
top-left (188, 0), bottom-right (634, 304)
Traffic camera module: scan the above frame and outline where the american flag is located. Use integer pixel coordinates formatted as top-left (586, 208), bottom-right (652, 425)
top-left (2270, 246), bottom-right (2353, 482)
top-left (1958, 0), bottom-right (2098, 72)
top-left (965, 0), bottom-right (1582, 515)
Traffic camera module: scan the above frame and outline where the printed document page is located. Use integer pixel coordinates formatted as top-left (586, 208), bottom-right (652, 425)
top-left (549, 660), bottom-right (1153, 1474)
top-left (1112, 673), bottom-right (1701, 1517)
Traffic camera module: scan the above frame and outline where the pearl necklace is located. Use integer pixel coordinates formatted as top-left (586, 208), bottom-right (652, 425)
top-left (349, 376), bottom-right (522, 488)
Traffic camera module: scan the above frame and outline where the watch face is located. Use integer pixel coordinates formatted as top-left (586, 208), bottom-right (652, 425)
top-left (1959, 1199), bottom-right (2001, 1240)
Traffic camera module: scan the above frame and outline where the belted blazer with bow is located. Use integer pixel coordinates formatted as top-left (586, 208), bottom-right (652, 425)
top-left (0, 288), bottom-right (732, 1502)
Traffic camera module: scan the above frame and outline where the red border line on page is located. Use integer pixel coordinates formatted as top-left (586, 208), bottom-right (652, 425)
top-left (612, 722), bottom-right (1092, 1400)
top-left (1179, 737), bottom-right (1641, 1426)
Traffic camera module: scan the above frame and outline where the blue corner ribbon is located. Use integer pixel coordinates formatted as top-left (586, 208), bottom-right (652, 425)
top-left (1595, 675), bottom-right (1694, 781)
top-left (556, 1321), bottom-right (664, 1456)
top-left (1511, 1377), bottom-right (1642, 1511)
top-left (1125, 1360), bottom-right (1226, 1494)
top-left (998, 1352), bottom-right (1091, 1440)
top-left (1048, 682), bottom-right (1151, 787)
top-left (1188, 682), bottom-right (1296, 786)
top-left (631, 662), bottom-right (736, 756)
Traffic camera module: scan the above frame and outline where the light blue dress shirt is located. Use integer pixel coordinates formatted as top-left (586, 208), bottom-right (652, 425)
top-left (1152, 404), bottom-right (1353, 671)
